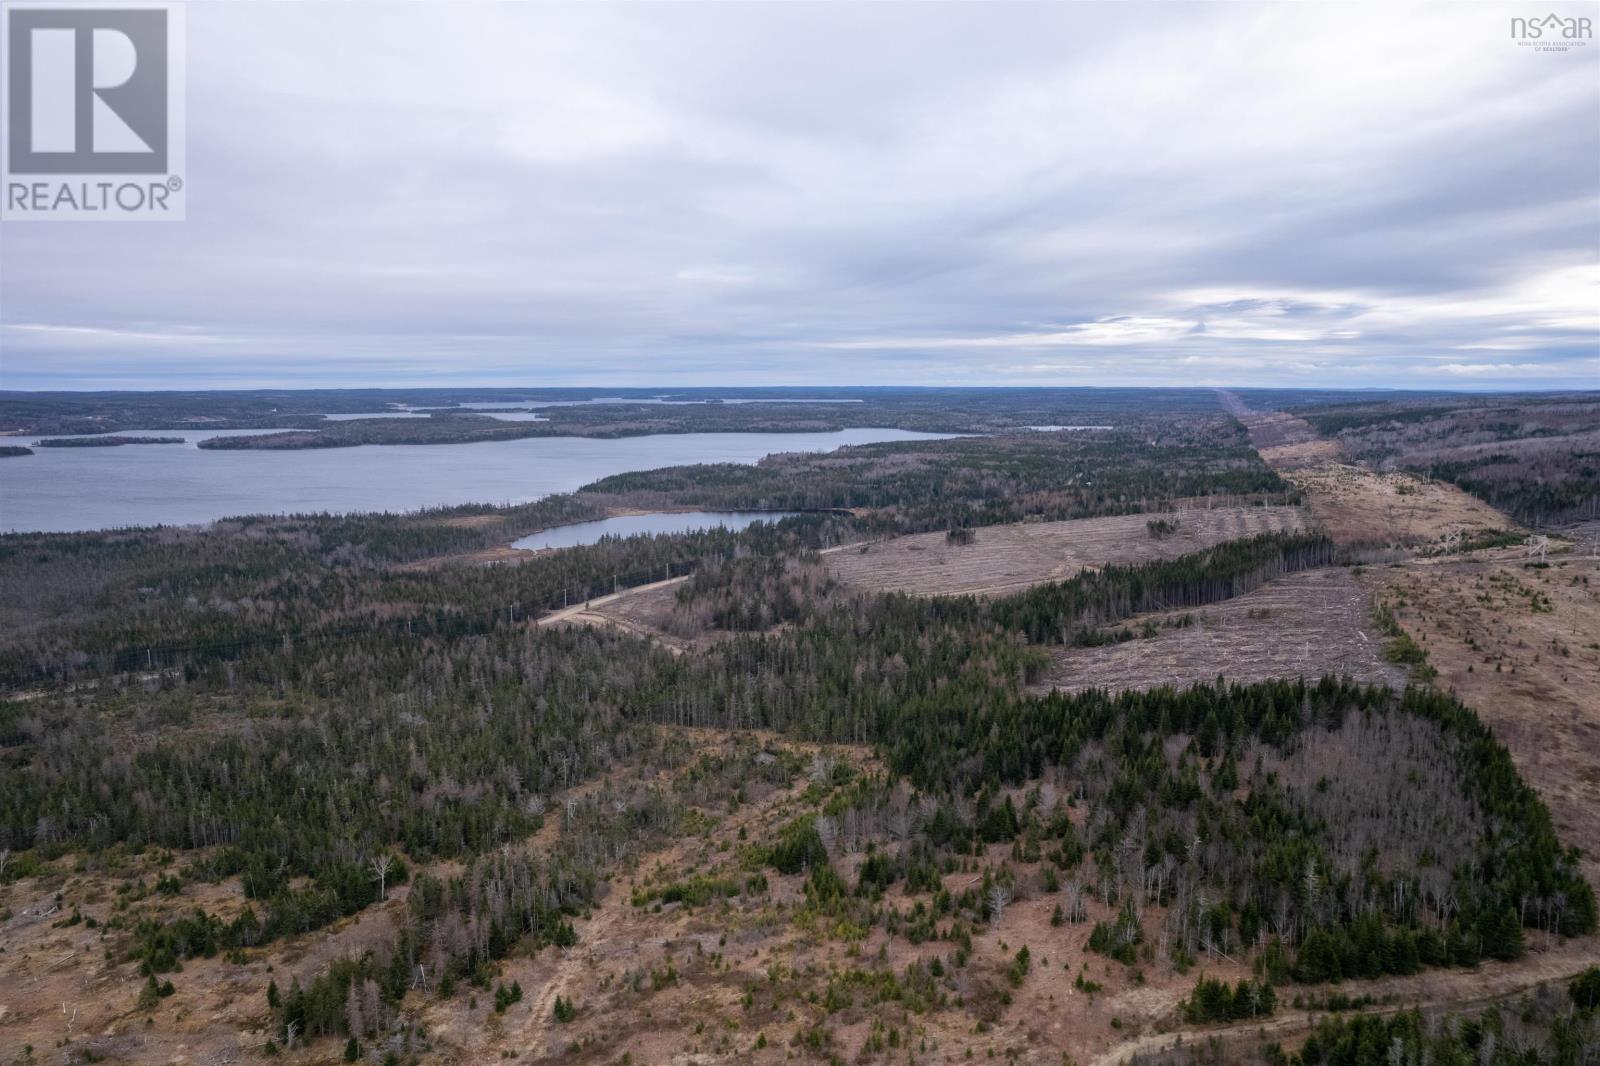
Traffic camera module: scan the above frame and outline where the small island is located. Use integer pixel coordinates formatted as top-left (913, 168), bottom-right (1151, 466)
top-left (33, 436), bottom-right (187, 448)
top-left (0, 445), bottom-right (33, 458)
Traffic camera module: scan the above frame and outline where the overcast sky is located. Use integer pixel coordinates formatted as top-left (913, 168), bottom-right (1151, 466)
top-left (2, 1), bottom-right (1597, 390)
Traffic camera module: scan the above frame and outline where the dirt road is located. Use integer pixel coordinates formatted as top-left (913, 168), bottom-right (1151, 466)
top-left (1088, 939), bottom-right (1600, 1065)
top-left (535, 542), bottom-right (864, 647)
top-left (535, 575), bottom-right (691, 629)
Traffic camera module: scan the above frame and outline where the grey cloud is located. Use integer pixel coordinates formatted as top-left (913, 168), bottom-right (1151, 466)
top-left (1, 2), bottom-right (1596, 390)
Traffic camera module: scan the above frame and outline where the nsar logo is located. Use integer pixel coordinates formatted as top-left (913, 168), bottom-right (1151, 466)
top-left (1510, 12), bottom-right (1593, 45)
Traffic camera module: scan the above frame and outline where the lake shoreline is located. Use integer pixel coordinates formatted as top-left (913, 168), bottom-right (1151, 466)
top-left (0, 428), bottom-right (955, 534)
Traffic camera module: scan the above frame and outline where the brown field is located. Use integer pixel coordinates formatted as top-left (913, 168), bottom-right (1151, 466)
top-left (1286, 463), bottom-right (1514, 547)
top-left (1307, 396), bottom-right (1600, 528)
top-left (437, 513), bottom-right (510, 529)
top-left (1034, 567), bottom-right (1406, 695)
top-left (400, 542), bottom-right (538, 569)
top-left (1372, 553), bottom-right (1600, 890)
top-left (826, 505), bottom-right (1309, 598)
top-left (0, 852), bottom-right (407, 1066)
top-left (1227, 394), bottom-right (1520, 547)
top-left (1237, 410), bottom-right (1344, 470)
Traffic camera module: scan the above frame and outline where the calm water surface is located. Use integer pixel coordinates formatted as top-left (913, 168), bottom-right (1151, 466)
top-left (0, 428), bottom-right (949, 533)
top-left (512, 511), bottom-right (802, 551)
top-left (323, 411), bottom-right (550, 422)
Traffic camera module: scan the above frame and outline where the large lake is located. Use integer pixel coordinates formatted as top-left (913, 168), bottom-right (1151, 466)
top-left (0, 428), bottom-right (949, 533)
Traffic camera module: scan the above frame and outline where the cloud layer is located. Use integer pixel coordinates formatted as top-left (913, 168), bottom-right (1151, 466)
top-left (3, 2), bottom-right (1597, 389)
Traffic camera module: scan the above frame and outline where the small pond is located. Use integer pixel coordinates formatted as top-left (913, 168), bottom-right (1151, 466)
top-left (512, 510), bottom-right (802, 551)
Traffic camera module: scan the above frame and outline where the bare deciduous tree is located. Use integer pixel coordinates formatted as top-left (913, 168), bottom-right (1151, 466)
top-left (1062, 878), bottom-right (1086, 924)
top-left (987, 883), bottom-right (1011, 926)
top-left (370, 853), bottom-right (393, 901)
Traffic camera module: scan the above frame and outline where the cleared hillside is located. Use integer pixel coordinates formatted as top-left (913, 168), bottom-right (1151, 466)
top-left (826, 505), bottom-right (1308, 597)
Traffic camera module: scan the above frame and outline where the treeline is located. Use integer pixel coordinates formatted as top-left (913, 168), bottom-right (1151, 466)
top-left (1138, 969), bottom-right (1600, 1065)
top-left (1299, 404), bottom-right (1466, 437)
top-left (190, 401), bottom-right (969, 449)
top-left (1181, 976), bottom-right (1276, 1023)
top-left (32, 435), bottom-right (186, 447)
top-left (0, 510), bottom-right (847, 684)
top-left (1425, 453), bottom-right (1600, 526)
top-left (989, 532), bottom-right (1333, 642)
top-left (1290, 971), bottom-right (1600, 1066)
top-left (585, 422), bottom-right (1294, 533)
top-left (1298, 396), bottom-right (1600, 527)
top-left (131, 854), bottom-right (406, 973)
top-left (0, 385), bottom-right (1233, 435)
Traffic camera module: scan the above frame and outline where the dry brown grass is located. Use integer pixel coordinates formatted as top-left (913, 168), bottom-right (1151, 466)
top-left (1287, 463), bottom-right (1514, 547)
top-left (1229, 397), bottom-right (1518, 548)
top-left (826, 505), bottom-right (1309, 598)
top-left (0, 850), bottom-right (408, 1066)
top-left (437, 514), bottom-right (510, 529)
top-left (398, 542), bottom-right (538, 570)
top-left (1034, 567), bottom-right (1406, 695)
top-left (1373, 553), bottom-right (1600, 891)
top-left (1238, 410), bottom-right (1344, 470)
top-left (437, 766), bottom-right (1237, 1066)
